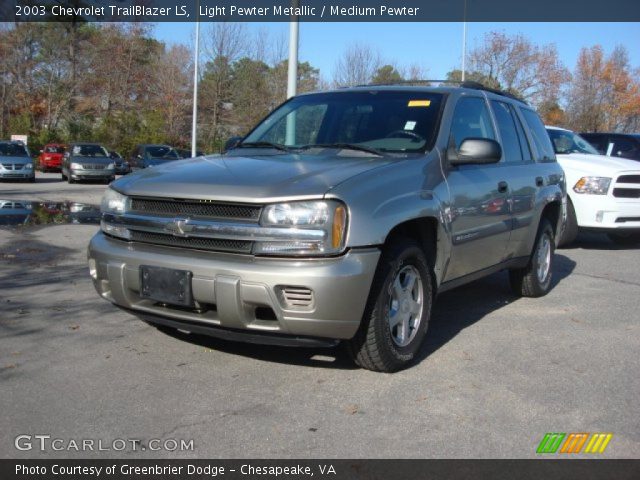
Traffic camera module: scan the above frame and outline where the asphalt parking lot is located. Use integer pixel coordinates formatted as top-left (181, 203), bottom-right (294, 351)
top-left (1, 173), bottom-right (639, 459)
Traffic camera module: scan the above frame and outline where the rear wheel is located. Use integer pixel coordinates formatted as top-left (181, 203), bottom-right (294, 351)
top-left (510, 218), bottom-right (555, 297)
top-left (558, 199), bottom-right (578, 247)
top-left (607, 232), bottom-right (640, 246)
top-left (347, 237), bottom-right (432, 372)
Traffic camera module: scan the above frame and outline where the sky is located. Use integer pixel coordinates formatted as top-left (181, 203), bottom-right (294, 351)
top-left (152, 22), bottom-right (640, 82)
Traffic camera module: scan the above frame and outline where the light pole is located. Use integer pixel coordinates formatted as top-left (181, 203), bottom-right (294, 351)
top-left (285, 0), bottom-right (299, 145)
top-left (461, 0), bottom-right (467, 82)
top-left (287, 0), bottom-right (299, 99)
top-left (191, 2), bottom-right (200, 157)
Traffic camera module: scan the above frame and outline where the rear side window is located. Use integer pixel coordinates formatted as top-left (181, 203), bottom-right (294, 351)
top-left (450, 97), bottom-right (495, 149)
top-left (491, 100), bottom-right (524, 163)
top-left (520, 108), bottom-right (555, 161)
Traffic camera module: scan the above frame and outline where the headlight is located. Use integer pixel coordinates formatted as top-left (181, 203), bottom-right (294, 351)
top-left (107, 163), bottom-right (115, 170)
top-left (24, 163), bottom-right (33, 169)
top-left (573, 177), bottom-right (611, 195)
top-left (255, 200), bottom-right (348, 256)
top-left (100, 188), bottom-right (128, 214)
top-left (70, 162), bottom-right (82, 170)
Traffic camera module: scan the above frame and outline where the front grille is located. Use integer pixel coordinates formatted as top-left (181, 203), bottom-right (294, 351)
top-left (1, 163), bottom-right (22, 170)
top-left (279, 286), bottom-right (314, 309)
top-left (613, 188), bottom-right (640, 199)
top-left (130, 197), bottom-right (261, 221)
top-left (617, 175), bottom-right (640, 184)
top-left (129, 230), bottom-right (252, 253)
top-left (82, 164), bottom-right (106, 170)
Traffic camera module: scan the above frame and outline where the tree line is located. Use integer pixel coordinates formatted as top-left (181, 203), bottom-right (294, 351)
top-left (1, 24), bottom-right (638, 156)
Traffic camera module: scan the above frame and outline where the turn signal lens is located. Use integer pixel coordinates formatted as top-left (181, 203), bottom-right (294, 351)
top-left (332, 205), bottom-right (346, 249)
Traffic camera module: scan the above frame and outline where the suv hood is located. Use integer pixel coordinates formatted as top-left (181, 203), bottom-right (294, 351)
top-left (113, 152), bottom-right (396, 203)
top-left (557, 153), bottom-right (640, 176)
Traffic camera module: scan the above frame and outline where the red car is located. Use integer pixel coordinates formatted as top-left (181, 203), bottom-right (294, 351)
top-left (38, 144), bottom-right (66, 172)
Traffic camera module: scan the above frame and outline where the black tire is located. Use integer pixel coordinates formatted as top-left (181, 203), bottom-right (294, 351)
top-left (558, 198), bottom-right (578, 247)
top-left (509, 218), bottom-right (555, 297)
top-left (607, 232), bottom-right (640, 246)
top-left (347, 237), bottom-right (433, 372)
top-left (29, 176), bottom-right (35, 183)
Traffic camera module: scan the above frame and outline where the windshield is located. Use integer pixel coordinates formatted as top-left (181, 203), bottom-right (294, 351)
top-left (45, 145), bottom-right (65, 154)
top-left (146, 146), bottom-right (179, 159)
top-left (243, 91), bottom-right (445, 153)
top-left (0, 143), bottom-right (28, 157)
top-left (72, 144), bottom-right (109, 157)
top-left (547, 129), bottom-right (599, 155)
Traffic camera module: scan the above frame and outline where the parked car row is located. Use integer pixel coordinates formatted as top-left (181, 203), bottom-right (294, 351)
top-left (1, 140), bottom-right (204, 185)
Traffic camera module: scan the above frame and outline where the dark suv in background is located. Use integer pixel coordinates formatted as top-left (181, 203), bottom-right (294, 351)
top-left (129, 144), bottom-right (180, 170)
top-left (580, 132), bottom-right (640, 162)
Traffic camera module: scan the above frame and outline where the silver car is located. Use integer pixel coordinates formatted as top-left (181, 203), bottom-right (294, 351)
top-left (89, 84), bottom-right (566, 372)
top-left (0, 141), bottom-right (35, 182)
top-left (62, 143), bottom-right (115, 184)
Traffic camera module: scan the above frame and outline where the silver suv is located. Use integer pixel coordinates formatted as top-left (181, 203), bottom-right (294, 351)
top-left (89, 84), bottom-right (566, 372)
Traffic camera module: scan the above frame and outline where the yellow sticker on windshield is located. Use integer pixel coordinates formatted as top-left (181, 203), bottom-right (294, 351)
top-left (408, 100), bottom-right (431, 107)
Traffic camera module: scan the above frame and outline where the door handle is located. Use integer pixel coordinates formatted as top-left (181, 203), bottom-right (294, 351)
top-left (498, 181), bottom-right (509, 193)
top-left (536, 176), bottom-right (544, 187)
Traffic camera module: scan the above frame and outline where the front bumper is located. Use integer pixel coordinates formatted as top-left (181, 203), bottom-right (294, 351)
top-left (0, 170), bottom-right (34, 179)
top-left (71, 169), bottom-right (114, 180)
top-left (572, 194), bottom-right (640, 231)
top-left (88, 232), bottom-right (380, 341)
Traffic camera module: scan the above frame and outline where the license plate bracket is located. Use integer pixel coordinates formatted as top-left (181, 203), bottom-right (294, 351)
top-left (139, 265), bottom-right (193, 307)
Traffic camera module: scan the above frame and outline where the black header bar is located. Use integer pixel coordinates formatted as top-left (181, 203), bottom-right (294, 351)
top-left (4, 0), bottom-right (640, 22)
top-left (3, 459), bottom-right (640, 480)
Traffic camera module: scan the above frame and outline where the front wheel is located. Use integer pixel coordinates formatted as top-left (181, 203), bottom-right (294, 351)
top-left (347, 237), bottom-right (433, 372)
top-left (509, 218), bottom-right (555, 297)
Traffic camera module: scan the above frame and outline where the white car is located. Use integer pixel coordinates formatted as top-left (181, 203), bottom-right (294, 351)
top-left (546, 126), bottom-right (640, 245)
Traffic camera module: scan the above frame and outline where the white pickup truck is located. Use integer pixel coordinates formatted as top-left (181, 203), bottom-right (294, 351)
top-left (547, 126), bottom-right (640, 245)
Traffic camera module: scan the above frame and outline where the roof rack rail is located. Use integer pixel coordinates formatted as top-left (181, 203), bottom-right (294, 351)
top-left (459, 81), bottom-right (528, 105)
top-left (355, 79), bottom-right (455, 87)
top-left (353, 79), bottom-right (528, 105)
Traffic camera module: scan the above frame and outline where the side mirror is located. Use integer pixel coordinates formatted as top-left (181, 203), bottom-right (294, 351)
top-left (224, 136), bottom-right (242, 152)
top-left (448, 138), bottom-right (502, 166)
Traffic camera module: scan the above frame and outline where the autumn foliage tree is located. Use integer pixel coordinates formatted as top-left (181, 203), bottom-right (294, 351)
top-left (566, 45), bottom-right (640, 133)
top-left (467, 32), bottom-right (570, 112)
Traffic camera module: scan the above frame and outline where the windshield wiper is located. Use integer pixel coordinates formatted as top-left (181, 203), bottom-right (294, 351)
top-left (298, 143), bottom-right (384, 156)
top-left (237, 141), bottom-right (290, 152)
